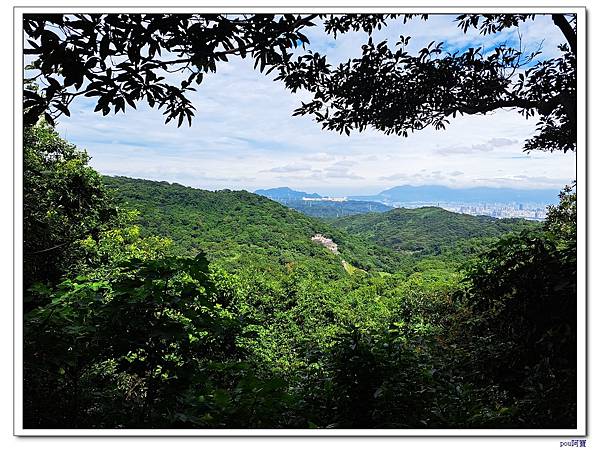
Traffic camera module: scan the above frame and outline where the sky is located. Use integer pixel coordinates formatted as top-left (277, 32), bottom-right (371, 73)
top-left (55, 13), bottom-right (577, 197)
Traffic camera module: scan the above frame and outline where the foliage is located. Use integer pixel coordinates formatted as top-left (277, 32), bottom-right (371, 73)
top-left (459, 184), bottom-right (577, 427)
top-left (25, 252), bottom-right (259, 428)
top-left (329, 206), bottom-right (539, 258)
top-left (23, 123), bottom-right (117, 299)
top-left (76, 212), bottom-right (174, 277)
top-left (24, 14), bottom-right (575, 152)
top-left (545, 182), bottom-right (576, 241)
top-left (23, 13), bottom-right (318, 127)
top-left (276, 13), bottom-right (576, 152)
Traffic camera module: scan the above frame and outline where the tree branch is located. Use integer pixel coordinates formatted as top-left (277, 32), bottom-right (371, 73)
top-left (142, 15), bottom-right (319, 68)
top-left (552, 14), bottom-right (576, 54)
top-left (458, 98), bottom-right (537, 115)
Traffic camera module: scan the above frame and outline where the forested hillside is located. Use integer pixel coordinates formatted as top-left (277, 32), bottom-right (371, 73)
top-left (103, 176), bottom-right (405, 275)
top-left (329, 207), bottom-right (540, 256)
top-left (22, 11), bottom-right (578, 432)
top-left (103, 177), bottom-right (536, 276)
top-left (270, 199), bottom-right (392, 218)
top-left (23, 124), bottom-right (577, 430)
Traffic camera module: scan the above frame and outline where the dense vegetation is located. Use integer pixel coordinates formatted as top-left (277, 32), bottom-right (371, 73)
top-left (269, 199), bottom-right (392, 218)
top-left (329, 207), bottom-right (540, 257)
top-left (103, 176), bottom-right (405, 275)
top-left (23, 125), bottom-right (118, 308)
top-left (23, 124), bottom-right (577, 429)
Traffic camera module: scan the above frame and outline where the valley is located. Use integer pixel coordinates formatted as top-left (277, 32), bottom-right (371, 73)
top-left (104, 176), bottom-right (539, 277)
top-left (21, 10), bottom-right (578, 430)
top-left (24, 129), bottom-right (577, 429)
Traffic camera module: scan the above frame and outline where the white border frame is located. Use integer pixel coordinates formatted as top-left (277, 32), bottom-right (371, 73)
top-left (13, 5), bottom-right (587, 437)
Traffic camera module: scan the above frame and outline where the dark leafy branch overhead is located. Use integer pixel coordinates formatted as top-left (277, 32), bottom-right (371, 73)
top-left (23, 13), bottom-right (317, 127)
top-left (24, 13), bottom-right (577, 153)
top-left (276, 13), bottom-right (577, 153)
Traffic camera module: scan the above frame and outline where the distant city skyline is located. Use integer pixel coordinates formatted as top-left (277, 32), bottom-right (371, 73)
top-left (254, 184), bottom-right (560, 220)
top-left (56, 14), bottom-right (576, 196)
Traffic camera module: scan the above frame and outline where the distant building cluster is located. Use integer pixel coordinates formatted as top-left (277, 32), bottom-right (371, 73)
top-left (390, 201), bottom-right (549, 221)
top-left (302, 196), bottom-right (348, 202)
top-left (449, 204), bottom-right (548, 220)
top-left (311, 234), bottom-right (339, 253)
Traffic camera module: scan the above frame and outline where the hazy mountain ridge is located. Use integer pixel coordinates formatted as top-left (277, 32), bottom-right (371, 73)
top-left (350, 185), bottom-right (560, 205)
top-left (254, 186), bottom-right (321, 200)
top-left (255, 185), bottom-right (560, 205)
top-left (255, 186), bottom-right (392, 218)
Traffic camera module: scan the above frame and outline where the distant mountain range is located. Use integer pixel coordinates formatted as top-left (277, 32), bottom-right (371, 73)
top-left (254, 187), bottom-right (321, 200)
top-left (256, 185), bottom-right (560, 207)
top-left (350, 185), bottom-right (560, 205)
top-left (254, 187), bottom-right (392, 218)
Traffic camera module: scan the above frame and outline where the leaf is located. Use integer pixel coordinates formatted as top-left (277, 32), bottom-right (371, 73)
top-left (44, 112), bottom-right (55, 126)
top-left (54, 102), bottom-right (71, 117)
top-left (99, 34), bottom-right (110, 59)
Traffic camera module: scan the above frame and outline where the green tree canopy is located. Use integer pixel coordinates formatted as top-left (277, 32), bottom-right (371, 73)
top-left (23, 123), bottom-right (117, 295)
top-left (459, 184), bottom-right (577, 427)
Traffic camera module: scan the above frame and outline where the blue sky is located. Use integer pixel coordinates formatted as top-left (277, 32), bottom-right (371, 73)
top-left (55, 14), bottom-right (576, 196)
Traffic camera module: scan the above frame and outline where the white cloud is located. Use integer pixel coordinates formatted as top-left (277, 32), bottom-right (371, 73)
top-left (330, 160), bottom-right (357, 167)
top-left (55, 14), bottom-right (575, 195)
top-left (265, 163), bottom-right (312, 173)
top-left (303, 152), bottom-right (336, 162)
top-left (488, 137), bottom-right (519, 147)
top-left (379, 173), bottom-right (409, 181)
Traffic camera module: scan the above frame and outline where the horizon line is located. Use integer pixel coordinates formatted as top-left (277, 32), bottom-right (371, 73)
top-left (104, 174), bottom-right (572, 196)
